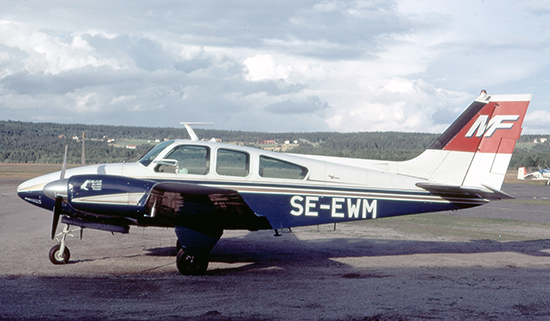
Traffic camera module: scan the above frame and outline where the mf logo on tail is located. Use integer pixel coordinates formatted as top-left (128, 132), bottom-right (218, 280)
top-left (465, 115), bottom-right (520, 138)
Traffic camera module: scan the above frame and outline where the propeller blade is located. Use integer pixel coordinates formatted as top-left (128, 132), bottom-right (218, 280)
top-left (51, 197), bottom-right (62, 240)
top-left (60, 145), bottom-right (68, 179)
top-left (81, 132), bottom-right (85, 166)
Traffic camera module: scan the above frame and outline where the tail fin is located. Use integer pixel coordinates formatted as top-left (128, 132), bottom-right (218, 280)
top-left (401, 91), bottom-right (531, 190)
top-left (517, 167), bottom-right (526, 180)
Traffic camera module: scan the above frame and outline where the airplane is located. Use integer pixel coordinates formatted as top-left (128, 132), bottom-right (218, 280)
top-left (17, 90), bottom-right (531, 275)
top-left (517, 166), bottom-right (550, 185)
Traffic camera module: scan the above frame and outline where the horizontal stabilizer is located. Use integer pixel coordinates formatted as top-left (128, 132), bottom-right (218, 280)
top-left (416, 182), bottom-right (514, 200)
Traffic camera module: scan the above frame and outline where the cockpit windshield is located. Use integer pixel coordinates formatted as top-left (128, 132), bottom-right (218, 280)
top-left (138, 140), bottom-right (174, 167)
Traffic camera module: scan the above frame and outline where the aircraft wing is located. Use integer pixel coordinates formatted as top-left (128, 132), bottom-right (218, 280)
top-left (146, 181), bottom-right (272, 231)
top-left (527, 173), bottom-right (549, 180)
top-left (416, 182), bottom-right (514, 200)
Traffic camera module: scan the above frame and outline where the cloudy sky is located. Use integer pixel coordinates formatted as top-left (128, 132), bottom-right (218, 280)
top-left (1, 0), bottom-right (549, 133)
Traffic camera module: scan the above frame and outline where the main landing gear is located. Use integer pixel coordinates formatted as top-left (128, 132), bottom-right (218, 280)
top-left (49, 223), bottom-right (78, 265)
top-left (175, 226), bottom-right (221, 276)
top-left (176, 249), bottom-right (209, 275)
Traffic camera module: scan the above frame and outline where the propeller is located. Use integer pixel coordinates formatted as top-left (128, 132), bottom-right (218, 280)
top-left (51, 196), bottom-right (63, 239)
top-left (51, 145), bottom-right (68, 240)
top-left (60, 145), bottom-right (68, 179)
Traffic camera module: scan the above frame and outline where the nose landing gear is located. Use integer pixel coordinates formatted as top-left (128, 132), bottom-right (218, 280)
top-left (49, 244), bottom-right (70, 265)
top-left (49, 224), bottom-right (78, 265)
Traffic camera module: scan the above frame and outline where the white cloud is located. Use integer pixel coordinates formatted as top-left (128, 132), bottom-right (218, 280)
top-left (243, 54), bottom-right (292, 82)
top-left (0, 21), bottom-right (126, 78)
top-left (0, 1), bottom-right (548, 133)
top-left (324, 77), bottom-right (469, 132)
top-left (523, 110), bottom-right (550, 134)
top-left (110, 95), bottom-right (136, 106)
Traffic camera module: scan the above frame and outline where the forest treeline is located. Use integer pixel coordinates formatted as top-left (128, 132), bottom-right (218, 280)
top-left (2, 120), bottom-right (550, 169)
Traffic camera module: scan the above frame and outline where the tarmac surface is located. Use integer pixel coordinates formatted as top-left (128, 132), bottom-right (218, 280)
top-left (2, 177), bottom-right (550, 320)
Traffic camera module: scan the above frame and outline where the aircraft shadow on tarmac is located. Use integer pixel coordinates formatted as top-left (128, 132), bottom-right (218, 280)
top-left (139, 232), bottom-right (550, 275)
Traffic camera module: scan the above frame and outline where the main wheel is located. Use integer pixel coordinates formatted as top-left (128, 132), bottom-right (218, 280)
top-left (49, 244), bottom-right (70, 265)
top-left (176, 249), bottom-right (208, 275)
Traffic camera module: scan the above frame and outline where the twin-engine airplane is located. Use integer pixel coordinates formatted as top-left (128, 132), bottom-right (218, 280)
top-left (18, 90), bottom-right (531, 275)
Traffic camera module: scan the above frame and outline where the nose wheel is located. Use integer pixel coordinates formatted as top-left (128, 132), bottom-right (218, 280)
top-left (49, 223), bottom-right (76, 265)
top-left (49, 244), bottom-right (70, 264)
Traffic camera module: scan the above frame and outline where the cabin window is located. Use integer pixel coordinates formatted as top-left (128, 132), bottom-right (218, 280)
top-left (156, 145), bottom-right (210, 175)
top-left (139, 140), bottom-right (174, 167)
top-left (259, 156), bottom-right (308, 180)
top-left (216, 149), bottom-right (250, 177)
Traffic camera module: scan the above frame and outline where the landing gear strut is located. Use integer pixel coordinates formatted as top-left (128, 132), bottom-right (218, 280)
top-left (49, 224), bottom-right (76, 265)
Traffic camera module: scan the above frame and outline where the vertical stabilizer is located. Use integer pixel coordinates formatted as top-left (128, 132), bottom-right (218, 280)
top-left (458, 93), bottom-right (530, 189)
top-left (401, 91), bottom-right (531, 190)
top-left (517, 167), bottom-right (526, 180)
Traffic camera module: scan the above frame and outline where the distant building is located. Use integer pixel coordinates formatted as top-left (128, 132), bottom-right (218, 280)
top-left (58, 135), bottom-right (66, 139)
top-left (534, 138), bottom-right (548, 144)
top-left (127, 145), bottom-right (137, 149)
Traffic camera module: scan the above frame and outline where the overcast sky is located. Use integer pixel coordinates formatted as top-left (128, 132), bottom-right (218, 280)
top-left (1, 0), bottom-right (549, 133)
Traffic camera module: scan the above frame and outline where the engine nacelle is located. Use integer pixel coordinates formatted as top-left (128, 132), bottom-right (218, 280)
top-left (68, 174), bottom-right (155, 217)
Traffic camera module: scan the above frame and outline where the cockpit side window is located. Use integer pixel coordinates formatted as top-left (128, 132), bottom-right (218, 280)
top-left (259, 156), bottom-right (308, 179)
top-left (156, 145), bottom-right (210, 175)
top-left (216, 149), bottom-right (250, 177)
top-left (139, 140), bottom-right (175, 167)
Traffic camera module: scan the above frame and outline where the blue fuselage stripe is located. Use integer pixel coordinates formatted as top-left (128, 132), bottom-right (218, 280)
top-left (146, 179), bottom-right (484, 229)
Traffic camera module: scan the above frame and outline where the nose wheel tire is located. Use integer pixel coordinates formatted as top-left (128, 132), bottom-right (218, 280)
top-left (49, 244), bottom-right (70, 265)
top-left (176, 249), bottom-right (208, 275)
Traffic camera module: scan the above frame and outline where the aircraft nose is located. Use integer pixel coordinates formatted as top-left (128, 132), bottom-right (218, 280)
top-left (43, 179), bottom-right (69, 200)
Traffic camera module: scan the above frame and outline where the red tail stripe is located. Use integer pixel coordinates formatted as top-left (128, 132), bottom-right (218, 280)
top-left (443, 100), bottom-right (529, 154)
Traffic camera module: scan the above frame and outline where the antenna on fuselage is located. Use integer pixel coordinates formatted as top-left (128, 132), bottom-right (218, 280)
top-left (180, 122), bottom-right (213, 141)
